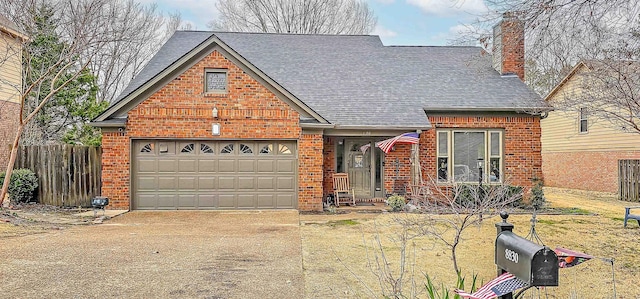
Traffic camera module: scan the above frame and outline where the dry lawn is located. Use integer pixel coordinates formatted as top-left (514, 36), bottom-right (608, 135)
top-left (301, 188), bottom-right (640, 299)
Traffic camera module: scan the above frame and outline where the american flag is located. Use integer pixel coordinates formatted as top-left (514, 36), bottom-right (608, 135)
top-left (375, 132), bottom-right (419, 154)
top-left (455, 272), bottom-right (528, 299)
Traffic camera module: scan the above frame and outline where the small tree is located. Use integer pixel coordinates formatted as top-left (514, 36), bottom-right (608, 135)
top-left (397, 175), bottom-right (522, 275)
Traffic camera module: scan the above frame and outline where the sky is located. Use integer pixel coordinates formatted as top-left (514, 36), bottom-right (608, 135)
top-left (143, 0), bottom-right (489, 46)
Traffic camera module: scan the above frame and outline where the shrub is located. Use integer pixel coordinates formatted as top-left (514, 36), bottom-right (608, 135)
top-left (454, 184), bottom-right (523, 208)
top-left (528, 177), bottom-right (546, 209)
top-left (0, 169), bottom-right (39, 204)
top-left (386, 194), bottom-right (406, 212)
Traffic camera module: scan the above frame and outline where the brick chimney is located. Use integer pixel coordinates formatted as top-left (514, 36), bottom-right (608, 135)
top-left (492, 12), bottom-right (525, 81)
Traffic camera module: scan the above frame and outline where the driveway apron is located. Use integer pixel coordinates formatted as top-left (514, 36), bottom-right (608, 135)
top-left (0, 210), bottom-right (303, 298)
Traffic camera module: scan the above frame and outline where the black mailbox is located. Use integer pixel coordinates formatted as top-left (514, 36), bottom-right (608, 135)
top-left (495, 231), bottom-right (558, 286)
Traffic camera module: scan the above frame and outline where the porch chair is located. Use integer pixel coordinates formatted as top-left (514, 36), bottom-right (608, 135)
top-left (332, 173), bottom-right (355, 207)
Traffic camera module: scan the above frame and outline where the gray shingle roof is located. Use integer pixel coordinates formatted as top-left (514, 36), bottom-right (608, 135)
top-left (110, 31), bottom-right (545, 128)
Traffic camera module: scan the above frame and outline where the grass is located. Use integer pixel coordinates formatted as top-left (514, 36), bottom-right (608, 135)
top-left (324, 219), bottom-right (359, 226)
top-left (300, 188), bottom-right (640, 298)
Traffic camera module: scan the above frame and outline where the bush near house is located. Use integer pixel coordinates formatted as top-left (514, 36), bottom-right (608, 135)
top-left (0, 169), bottom-right (39, 204)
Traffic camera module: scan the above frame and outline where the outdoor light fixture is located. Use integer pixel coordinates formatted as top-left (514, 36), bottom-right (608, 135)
top-left (212, 107), bottom-right (218, 118)
top-left (91, 196), bottom-right (109, 217)
top-left (212, 123), bottom-right (221, 136)
top-left (477, 158), bottom-right (484, 184)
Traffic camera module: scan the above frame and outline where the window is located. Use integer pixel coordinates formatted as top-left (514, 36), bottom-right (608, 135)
top-left (180, 143), bottom-right (195, 153)
top-left (259, 144), bottom-right (273, 154)
top-left (579, 108), bottom-right (588, 133)
top-left (221, 144), bottom-right (234, 154)
top-left (200, 143), bottom-right (214, 154)
top-left (240, 143), bottom-right (253, 154)
top-left (140, 143), bottom-right (153, 153)
top-left (278, 144), bottom-right (292, 154)
top-left (205, 69), bottom-right (227, 93)
top-left (437, 130), bottom-right (503, 183)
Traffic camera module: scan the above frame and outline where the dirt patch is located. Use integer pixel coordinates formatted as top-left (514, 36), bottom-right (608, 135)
top-left (0, 204), bottom-right (95, 238)
top-left (300, 188), bottom-right (640, 298)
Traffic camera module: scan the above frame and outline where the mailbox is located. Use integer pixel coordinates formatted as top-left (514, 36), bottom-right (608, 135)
top-left (495, 231), bottom-right (558, 286)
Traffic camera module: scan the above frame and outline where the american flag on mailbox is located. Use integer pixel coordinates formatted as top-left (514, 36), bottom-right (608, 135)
top-left (375, 132), bottom-right (419, 154)
top-left (455, 272), bottom-right (528, 299)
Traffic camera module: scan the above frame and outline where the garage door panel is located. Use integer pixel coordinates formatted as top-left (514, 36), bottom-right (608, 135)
top-left (157, 195), bottom-right (176, 209)
top-left (198, 177), bottom-right (216, 189)
top-left (257, 194), bottom-right (274, 208)
top-left (277, 177), bottom-right (295, 190)
top-left (136, 194), bottom-right (157, 209)
top-left (257, 177), bottom-right (274, 189)
top-left (137, 177), bottom-right (157, 191)
top-left (198, 194), bottom-right (217, 209)
top-left (158, 160), bottom-right (177, 172)
top-left (218, 195), bottom-right (236, 208)
top-left (237, 194), bottom-right (255, 208)
top-left (133, 140), bottom-right (297, 210)
top-left (218, 177), bottom-right (235, 190)
top-left (178, 195), bottom-right (196, 209)
top-left (218, 160), bottom-right (235, 172)
top-left (238, 177), bottom-right (255, 189)
top-left (198, 160), bottom-right (216, 172)
top-left (238, 160), bottom-right (255, 172)
top-left (277, 160), bottom-right (295, 173)
top-left (178, 159), bottom-right (197, 172)
top-left (137, 159), bottom-right (156, 172)
top-left (178, 177), bottom-right (196, 189)
top-left (276, 194), bottom-right (295, 208)
top-left (158, 177), bottom-right (177, 190)
top-left (257, 160), bottom-right (275, 172)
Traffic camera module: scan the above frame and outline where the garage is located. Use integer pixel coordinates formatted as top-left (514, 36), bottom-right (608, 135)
top-left (132, 140), bottom-right (297, 210)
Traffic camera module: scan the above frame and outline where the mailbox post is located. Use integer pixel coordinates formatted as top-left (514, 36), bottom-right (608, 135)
top-left (495, 212), bottom-right (515, 299)
top-left (495, 212), bottom-right (559, 299)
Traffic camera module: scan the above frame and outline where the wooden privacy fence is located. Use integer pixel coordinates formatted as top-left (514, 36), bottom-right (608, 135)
top-left (15, 145), bottom-right (102, 207)
top-left (619, 159), bottom-right (640, 202)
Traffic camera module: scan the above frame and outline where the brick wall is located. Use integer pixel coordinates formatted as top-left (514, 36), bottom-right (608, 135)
top-left (423, 115), bottom-right (542, 192)
top-left (543, 151), bottom-right (640, 193)
top-left (101, 49), bottom-right (324, 211)
top-left (322, 137), bottom-right (336, 197)
top-left (299, 133), bottom-right (323, 211)
top-left (383, 143), bottom-right (412, 195)
top-left (0, 101), bottom-right (19, 170)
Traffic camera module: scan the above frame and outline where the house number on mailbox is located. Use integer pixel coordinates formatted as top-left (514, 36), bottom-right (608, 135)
top-left (505, 248), bottom-right (519, 263)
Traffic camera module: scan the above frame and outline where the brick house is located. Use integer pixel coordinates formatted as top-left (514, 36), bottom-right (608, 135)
top-left (541, 61), bottom-right (640, 193)
top-left (0, 15), bottom-right (27, 170)
top-left (92, 16), bottom-right (546, 211)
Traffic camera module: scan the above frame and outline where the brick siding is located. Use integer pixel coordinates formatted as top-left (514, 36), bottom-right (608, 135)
top-left (321, 114), bottom-right (541, 199)
top-left (0, 101), bottom-right (19, 170)
top-left (543, 151), bottom-right (640, 193)
top-left (423, 115), bottom-right (542, 193)
top-left (101, 49), bottom-right (324, 211)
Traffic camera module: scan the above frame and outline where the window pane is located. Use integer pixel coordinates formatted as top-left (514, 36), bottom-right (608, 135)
top-left (490, 132), bottom-right (500, 156)
top-left (438, 132), bottom-right (448, 156)
top-left (580, 119), bottom-right (588, 133)
top-left (438, 157), bottom-right (448, 181)
top-left (490, 158), bottom-right (500, 182)
top-left (453, 132), bottom-right (485, 182)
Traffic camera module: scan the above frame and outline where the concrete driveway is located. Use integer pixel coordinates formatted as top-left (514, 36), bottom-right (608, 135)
top-left (0, 210), bottom-right (303, 298)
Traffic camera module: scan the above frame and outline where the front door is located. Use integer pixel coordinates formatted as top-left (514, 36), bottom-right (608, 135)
top-left (345, 140), bottom-right (372, 198)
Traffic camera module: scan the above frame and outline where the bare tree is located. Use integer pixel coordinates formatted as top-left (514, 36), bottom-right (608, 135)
top-left (0, 0), bottom-right (181, 146)
top-left (0, 0), bottom-right (137, 206)
top-left (210, 0), bottom-right (377, 34)
top-left (398, 175), bottom-right (522, 275)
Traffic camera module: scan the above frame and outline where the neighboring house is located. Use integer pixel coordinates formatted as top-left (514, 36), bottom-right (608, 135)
top-left (92, 15), bottom-right (546, 211)
top-left (541, 61), bottom-right (640, 193)
top-left (0, 15), bottom-right (27, 170)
